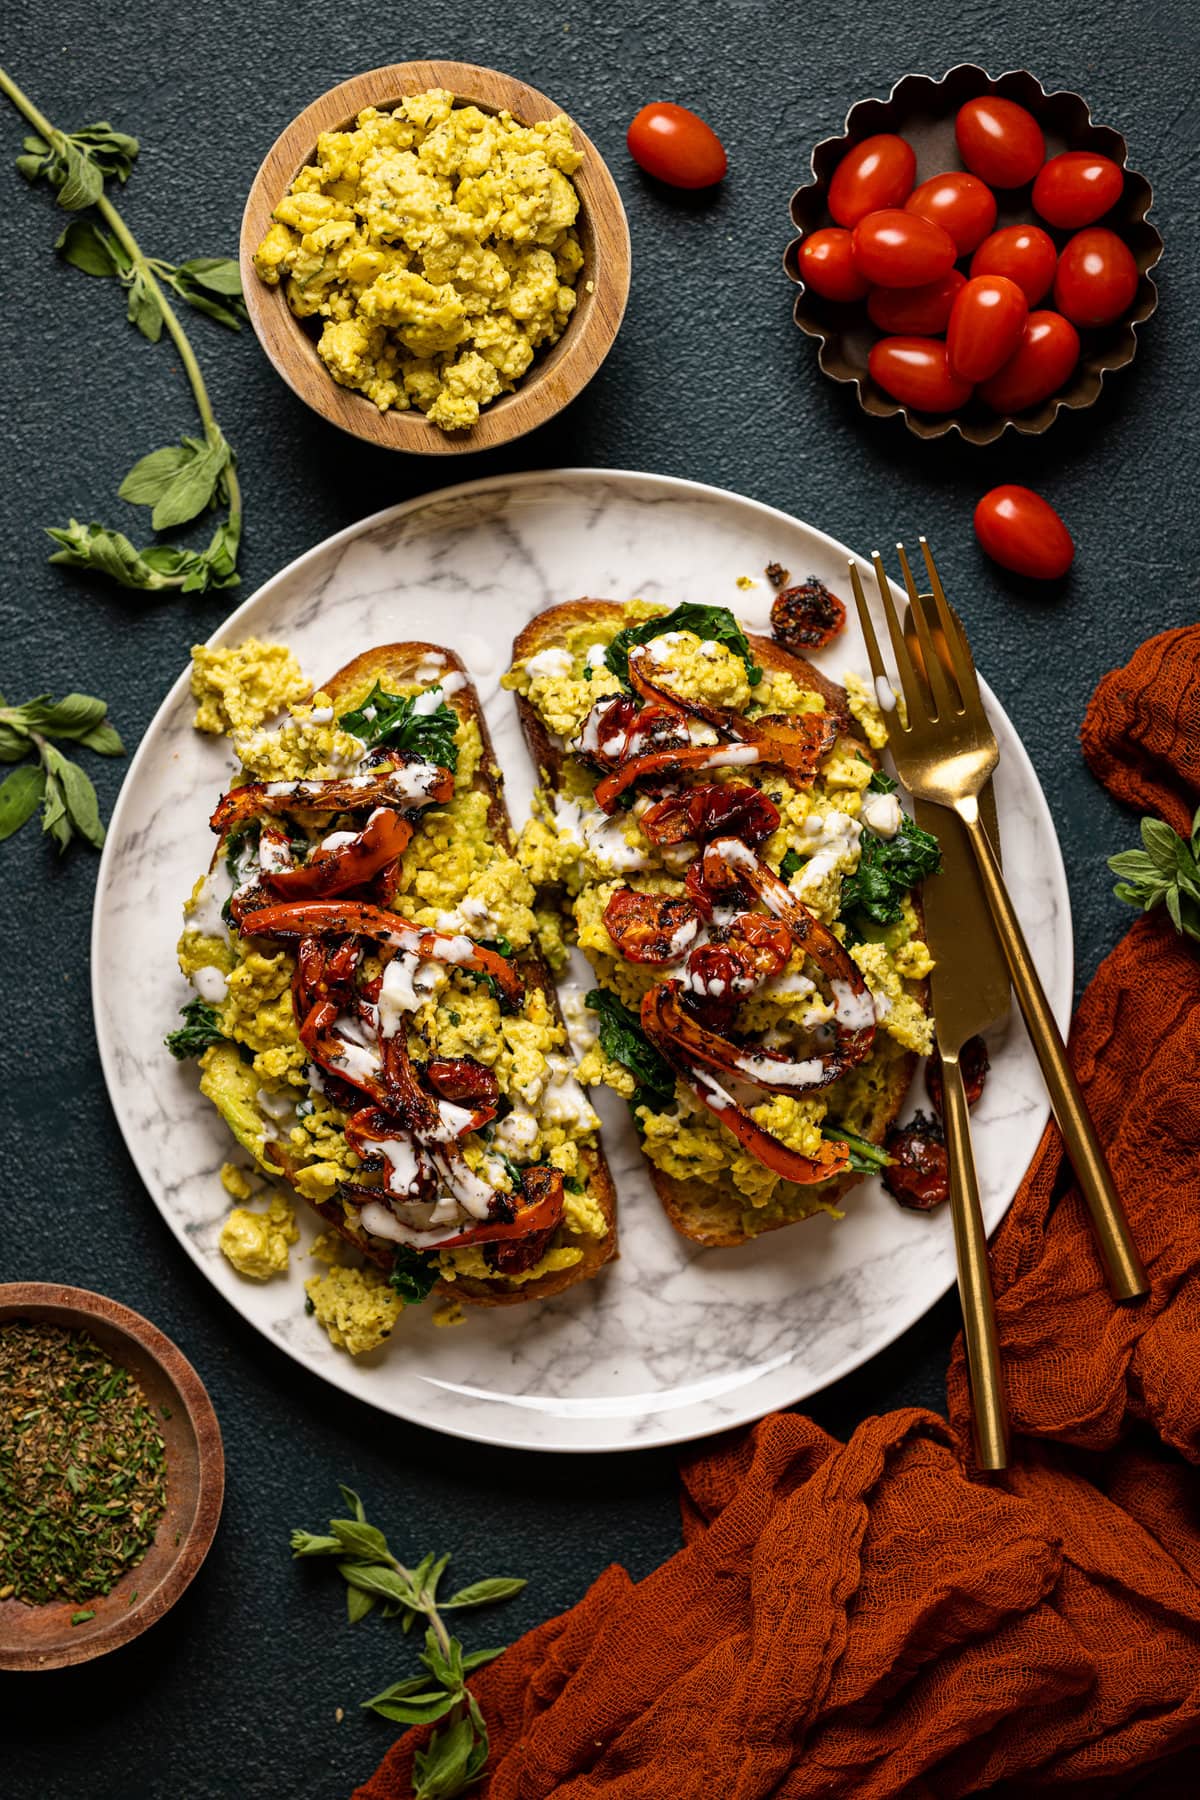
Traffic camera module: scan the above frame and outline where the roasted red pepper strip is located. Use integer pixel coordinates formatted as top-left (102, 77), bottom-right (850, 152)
top-left (432, 1166), bottom-right (565, 1250)
top-left (424, 1057), bottom-right (501, 1111)
top-left (593, 712), bottom-right (833, 813)
top-left (575, 694), bottom-right (689, 771)
top-left (238, 899), bottom-right (524, 1007)
top-left (704, 837), bottom-right (875, 1070)
top-left (211, 761), bottom-right (453, 834)
top-left (640, 991), bottom-right (850, 1185)
top-left (642, 981), bottom-right (845, 1096)
top-left (265, 807), bottom-right (413, 899)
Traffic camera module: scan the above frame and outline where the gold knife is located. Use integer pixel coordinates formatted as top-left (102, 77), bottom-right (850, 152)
top-left (903, 594), bottom-right (1011, 1468)
top-left (853, 571), bottom-right (1012, 1467)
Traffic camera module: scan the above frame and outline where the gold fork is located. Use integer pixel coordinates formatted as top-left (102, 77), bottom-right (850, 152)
top-left (853, 538), bottom-right (1148, 1304)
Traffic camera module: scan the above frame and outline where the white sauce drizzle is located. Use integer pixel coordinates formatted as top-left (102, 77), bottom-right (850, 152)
top-left (192, 965), bottom-right (228, 1004)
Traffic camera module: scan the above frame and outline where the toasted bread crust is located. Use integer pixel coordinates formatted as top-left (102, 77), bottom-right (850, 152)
top-left (223, 641), bottom-right (617, 1306)
top-left (509, 599), bottom-right (924, 1248)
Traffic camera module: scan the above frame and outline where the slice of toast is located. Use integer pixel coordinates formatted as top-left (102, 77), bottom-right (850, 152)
top-left (207, 641), bottom-right (617, 1304)
top-left (509, 600), bottom-right (923, 1249)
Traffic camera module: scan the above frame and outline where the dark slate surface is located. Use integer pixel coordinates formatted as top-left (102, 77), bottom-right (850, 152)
top-left (2, 3), bottom-right (1195, 1794)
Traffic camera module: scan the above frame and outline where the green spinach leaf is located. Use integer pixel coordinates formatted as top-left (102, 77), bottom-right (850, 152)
top-left (585, 989), bottom-right (676, 1114)
top-left (339, 683), bottom-right (459, 772)
top-left (606, 603), bottom-right (762, 690)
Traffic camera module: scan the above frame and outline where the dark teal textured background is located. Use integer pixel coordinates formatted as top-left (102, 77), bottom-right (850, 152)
top-left (1, 2), bottom-right (1195, 1794)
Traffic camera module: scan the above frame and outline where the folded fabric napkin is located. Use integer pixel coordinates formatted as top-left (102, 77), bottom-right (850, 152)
top-left (358, 628), bottom-right (1200, 1799)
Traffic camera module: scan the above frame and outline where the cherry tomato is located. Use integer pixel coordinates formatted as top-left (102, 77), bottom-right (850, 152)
top-left (904, 171), bottom-right (997, 255)
top-left (969, 224), bottom-right (1057, 305)
top-left (1053, 226), bottom-right (1138, 328)
top-left (867, 268), bottom-right (965, 335)
top-left (978, 311), bottom-right (1080, 413)
top-left (974, 485), bottom-right (1074, 580)
top-left (946, 275), bottom-right (1028, 383)
top-left (828, 134), bottom-right (916, 227)
top-left (626, 102), bottom-right (727, 189)
top-left (1032, 151), bottom-right (1124, 229)
top-left (955, 96), bottom-right (1045, 188)
top-left (868, 338), bottom-right (974, 412)
top-left (798, 228), bottom-right (870, 302)
top-left (851, 209), bottom-right (957, 288)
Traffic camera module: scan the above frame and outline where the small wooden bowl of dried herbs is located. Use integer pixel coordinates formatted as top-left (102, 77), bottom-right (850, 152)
top-left (0, 1285), bottom-right (223, 1670)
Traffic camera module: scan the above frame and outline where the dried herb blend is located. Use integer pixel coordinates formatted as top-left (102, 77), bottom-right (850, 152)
top-left (0, 1321), bottom-right (167, 1606)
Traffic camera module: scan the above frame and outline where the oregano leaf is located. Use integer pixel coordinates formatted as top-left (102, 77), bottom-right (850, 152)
top-left (0, 764), bottom-right (46, 841)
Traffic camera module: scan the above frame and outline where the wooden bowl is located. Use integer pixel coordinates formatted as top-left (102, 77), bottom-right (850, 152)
top-left (784, 65), bottom-right (1162, 444)
top-left (240, 61), bottom-right (631, 454)
top-left (0, 1285), bottom-right (223, 1671)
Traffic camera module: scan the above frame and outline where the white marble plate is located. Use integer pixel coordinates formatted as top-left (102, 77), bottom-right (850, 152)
top-left (93, 471), bottom-right (1071, 1453)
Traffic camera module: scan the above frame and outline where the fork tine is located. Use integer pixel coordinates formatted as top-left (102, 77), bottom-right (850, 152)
top-left (847, 560), bottom-right (893, 703)
top-left (896, 541), bottom-right (961, 718)
top-left (871, 550), bottom-right (929, 724)
top-left (919, 537), bottom-right (985, 713)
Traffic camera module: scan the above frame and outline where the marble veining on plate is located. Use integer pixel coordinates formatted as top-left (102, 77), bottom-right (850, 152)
top-left (92, 471), bottom-right (1071, 1452)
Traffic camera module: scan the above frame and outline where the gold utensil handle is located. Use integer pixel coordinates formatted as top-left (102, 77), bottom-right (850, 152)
top-left (941, 1050), bottom-right (1009, 1470)
top-left (956, 796), bottom-right (1149, 1301)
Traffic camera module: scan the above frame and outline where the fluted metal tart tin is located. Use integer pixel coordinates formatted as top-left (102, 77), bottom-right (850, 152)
top-left (784, 64), bottom-right (1162, 444)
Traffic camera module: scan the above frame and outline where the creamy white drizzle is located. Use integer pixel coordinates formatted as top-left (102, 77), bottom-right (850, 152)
top-left (192, 965), bottom-right (228, 1004)
top-left (494, 1106), bottom-right (539, 1157)
top-left (524, 647), bottom-right (573, 680)
top-left (256, 1086), bottom-right (295, 1120)
top-left (185, 867), bottom-right (235, 939)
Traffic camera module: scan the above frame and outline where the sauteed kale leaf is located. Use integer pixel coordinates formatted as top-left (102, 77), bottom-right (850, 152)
top-left (339, 683), bottom-right (459, 773)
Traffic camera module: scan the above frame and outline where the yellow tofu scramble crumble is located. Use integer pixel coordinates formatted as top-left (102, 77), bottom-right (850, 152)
top-left (253, 89), bottom-right (584, 430)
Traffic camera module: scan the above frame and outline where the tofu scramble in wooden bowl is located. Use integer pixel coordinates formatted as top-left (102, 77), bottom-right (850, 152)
top-left (241, 62), bottom-right (631, 453)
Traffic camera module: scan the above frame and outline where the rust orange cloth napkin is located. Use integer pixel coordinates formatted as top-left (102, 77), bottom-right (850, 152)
top-left (358, 627), bottom-right (1200, 1799)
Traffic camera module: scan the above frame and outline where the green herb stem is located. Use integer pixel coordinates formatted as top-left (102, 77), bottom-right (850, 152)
top-left (0, 63), bottom-right (242, 590)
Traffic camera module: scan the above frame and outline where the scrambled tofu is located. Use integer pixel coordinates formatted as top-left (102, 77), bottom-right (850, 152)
top-left (218, 1167), bottom-right (299, 1280)
top-left (191, 639), bottom-right (310, 735)
top-left (305, 1262), bottom-right (402, 1356)
top-left (508, 604), bottom-right (937, 1229)
top-left (178, 638), bottom-right (608, 1352)
top-left (253, 90), bottom-right (584, 430)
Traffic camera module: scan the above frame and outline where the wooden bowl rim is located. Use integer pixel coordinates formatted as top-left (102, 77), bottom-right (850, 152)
top-left (0, 1283), bottom-right (224, 1671)
top-left (784, 63), bottom-right (1163, 444)
top-left (239, 60), bottom-right (631, 455)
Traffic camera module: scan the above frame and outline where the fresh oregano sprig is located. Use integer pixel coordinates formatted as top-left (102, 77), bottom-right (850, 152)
top-left (0, 691), bottom-right (124, 852)
top-left (292, 1486), bottom-right (526, 1800)
top-left (0, 64), bottom-right (244, 595)
top-left (1109, 806), bottom-right (1200, 945)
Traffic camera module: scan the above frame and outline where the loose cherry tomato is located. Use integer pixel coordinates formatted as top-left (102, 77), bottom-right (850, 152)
top-left (851, 209), bottom-right (957, 288)
top-left (955, 96), bottom-right (1045, 187)
top-left (626, 102), bottom-right (727, 189)
top-left (974, 485), bottom-right (1074, 580)
top-left (946, 274), bottom-right (1028, 383)
top-left (867, 268), bottom-right (966, 335)
top-left (1032, 151), bottom-right (1124, 229)
top-left (798, 228), bottom-right (870, 302)
top-left (1053, 226), bottom-right (1138, 328)
top-left (904, 171), bottom-right (997, 255)
top-left (828, 134), bottom-right (916, 227)
top-left (970, 224), bottom-right (1057, 305)
top-left (978, 311), bottom-right (1080, 413)
top-left (868, 338), bottom-right (974, 412)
